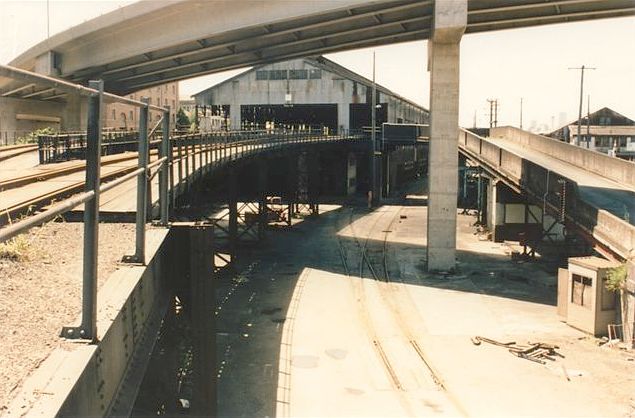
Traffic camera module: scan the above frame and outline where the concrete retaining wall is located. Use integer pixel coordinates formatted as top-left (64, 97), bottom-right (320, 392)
top-left (490, 126), bottom-right (635, 189)
top-left (5, 228), bottom-right (171, 417)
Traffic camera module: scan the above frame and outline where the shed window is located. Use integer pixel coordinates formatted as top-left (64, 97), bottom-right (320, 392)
top-left (289, 69), bottom-right (308, 80)
top-left (309, 69), bottom-right (322, 79)
top-left (571, 274), bottom-right (592, 309)
top-left (269, 70), bottom-right (288, 80)
top-left (256, 71), bottom-right (269, 80)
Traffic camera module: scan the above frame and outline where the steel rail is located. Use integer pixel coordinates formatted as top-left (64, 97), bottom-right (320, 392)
top-left (0, 157), bottom-right (166, 243)
top-left (0, 144), bottom-right (37, 163)
top-left (0, 150), bottom-right (160, 191)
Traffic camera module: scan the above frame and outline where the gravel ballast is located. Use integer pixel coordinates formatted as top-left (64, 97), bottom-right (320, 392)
top-left (0, 222), bottom-right (135, 410)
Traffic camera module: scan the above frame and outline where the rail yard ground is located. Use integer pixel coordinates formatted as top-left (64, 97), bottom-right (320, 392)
top-left (0, 222), bottom-right (135, 410)
top-left (212, 191), bottom-right (635, 417)
top-left (1, 181), bottom-right (634, 416)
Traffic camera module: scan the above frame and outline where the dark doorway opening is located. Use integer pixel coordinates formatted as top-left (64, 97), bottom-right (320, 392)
top-left (349, 103), bottom-right (388, 131)
top-left (240, 104), bottom-right (338, 132)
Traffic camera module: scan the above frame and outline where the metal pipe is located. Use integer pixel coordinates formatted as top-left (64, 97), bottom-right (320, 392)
top-left (134, 98), bottom-right (149, 263)
top-left (79, 79), bottom-right (102, 341)
top-left (0, 190), bottom-right (94, 243)
top-left (59, 79), bottom-right (103, 342)
top-left (160, 109), bottom-right (170, 224)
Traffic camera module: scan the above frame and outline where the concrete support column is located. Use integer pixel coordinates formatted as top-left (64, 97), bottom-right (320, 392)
top-left (308, 151), bottom-right (320, 214)
top-left (230, 102), bottom-right (240, 130)
top-left (287, 153), bottom-right (299, 203)
top-left (487, 179), bottom-right (498, 240)
top-left (347, 152), bottom-right (357, 196)
top-left (188, 224), bottom-right (216, 416)
top-left (426, 0), bottom-right (466, 272)
top-left (257, 160), bottom-right (268, 239)
top-left (228, 166), bottom-right (238, 263)
top-left (337, 103), bottom-right (350, 134)
top-left (62, 93), bottom-right (84, 131)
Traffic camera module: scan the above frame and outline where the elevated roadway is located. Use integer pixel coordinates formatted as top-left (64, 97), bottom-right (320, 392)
top-left (459, 126), bottom-right (635, 261)
top-left (1, 0), bottom-right (633, 96)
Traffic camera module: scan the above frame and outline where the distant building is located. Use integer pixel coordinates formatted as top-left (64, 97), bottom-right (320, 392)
top-left (548, 107), bottom-right (635, 160)
top-left (104, 82), bottom-right (179, 130)
top-left (192, 56), bottom-right (428, 133)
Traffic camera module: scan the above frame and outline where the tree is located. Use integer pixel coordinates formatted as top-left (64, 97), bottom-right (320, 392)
top-left (176, 107), bottom-right (190, 128)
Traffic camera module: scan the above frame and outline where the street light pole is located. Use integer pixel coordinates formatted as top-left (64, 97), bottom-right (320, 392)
top-left (370, 51), bottom-right (377, 206)
top-left (569, 65), bottom-right (596, 146)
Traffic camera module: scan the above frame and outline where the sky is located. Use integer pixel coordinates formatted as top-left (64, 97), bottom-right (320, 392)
top-left (1, 0), bottom-right (634, 132)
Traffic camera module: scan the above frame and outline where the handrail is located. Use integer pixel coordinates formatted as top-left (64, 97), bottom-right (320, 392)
top-left (0, 66), bottom-right (361, 341)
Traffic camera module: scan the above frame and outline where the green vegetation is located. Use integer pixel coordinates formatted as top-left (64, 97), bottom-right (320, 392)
top-left (0, 235), bottom-right (31, 261)
top-left (176, 108), bottom-right (190, 128)
top-left (15, 127), bottom-right (57, 144)
top-left (605, 264), bottom-right (628, 292)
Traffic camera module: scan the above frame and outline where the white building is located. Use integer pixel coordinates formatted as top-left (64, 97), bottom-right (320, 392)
top-left (192, 56), bottom-right (428, 133)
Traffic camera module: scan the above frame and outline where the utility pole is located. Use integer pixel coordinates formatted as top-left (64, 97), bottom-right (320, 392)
top-left (520, 98), bottom-right (523, 130)
top-left (568, 65), bottom-right (596, 146)
top-left (369, 51), bottom-right (377, 206)
top-left (487, 98), bottom-right (498, 128)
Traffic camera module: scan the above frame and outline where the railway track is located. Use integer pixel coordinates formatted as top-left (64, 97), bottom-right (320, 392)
top-left (337, 208), bottom-right (408, 401)
top-left (339, 206), bottom-right (467, 416)
top-left (0, 144), bottom-right (38, 163)
top-left (0, 150), bottom-right (160, 192)
top-left (0, 163), bottom-right (147, 226)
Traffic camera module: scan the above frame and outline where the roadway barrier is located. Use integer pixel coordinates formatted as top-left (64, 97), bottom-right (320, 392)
top-left (490, 126), bottom-right (635, 189)
top-left (459, 128), bottom-right (635, 261)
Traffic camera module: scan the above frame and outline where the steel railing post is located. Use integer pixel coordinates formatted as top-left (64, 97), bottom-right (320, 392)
top-left (177, 138), bottom-right (183, 190)
top-left (199, 134), bottom-right (203, 177)
top-left (159, 108), bottom-right (170, 225)
top-left (60, 80), bottom-right (103, 342)
top-left (134, 98), bottom-right (150, 263)
top-left (169, 135), bottom-right (175, 209)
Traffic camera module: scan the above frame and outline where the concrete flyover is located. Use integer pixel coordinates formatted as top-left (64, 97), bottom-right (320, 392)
top-left (3, 0), bottom-right (633, 95)
top-left (2, 0), bottom-right (633, 272)
top-left (459, 126), bottom-right (635, 262)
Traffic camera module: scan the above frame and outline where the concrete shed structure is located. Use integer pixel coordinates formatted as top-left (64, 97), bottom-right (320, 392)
top-left (192, 56), bottom-right (428, 133)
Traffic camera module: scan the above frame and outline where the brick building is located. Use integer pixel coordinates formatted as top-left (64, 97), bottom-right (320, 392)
top-left (104, 82), bottom-right (179, 130)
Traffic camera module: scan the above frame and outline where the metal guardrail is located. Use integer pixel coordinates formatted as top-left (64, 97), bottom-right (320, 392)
top-left (0, 64), bottom-right (170, 342)
top-left (37, 131), bottom-right (141, 163)
top-left (0, 63), bottom-right (364, 343)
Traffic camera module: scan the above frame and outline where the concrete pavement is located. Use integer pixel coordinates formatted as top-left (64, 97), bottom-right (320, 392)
top-left (211, 196), bottom-right (634, 417)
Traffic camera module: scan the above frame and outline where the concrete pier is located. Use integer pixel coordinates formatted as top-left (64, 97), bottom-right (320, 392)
top-left (426, 0), bottom-right (466, 271)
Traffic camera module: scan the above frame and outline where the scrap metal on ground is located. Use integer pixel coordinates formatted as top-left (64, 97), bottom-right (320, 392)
top-left (471, 336), bottom-right (564, 365)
